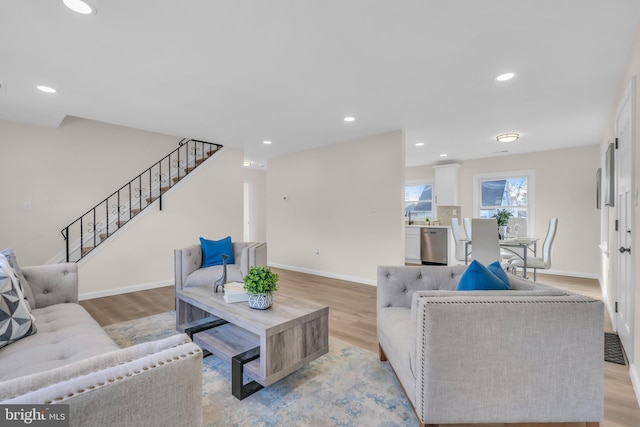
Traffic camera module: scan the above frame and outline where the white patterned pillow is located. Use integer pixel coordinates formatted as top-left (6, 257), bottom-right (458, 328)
top-left (0, 255), bottom-right (37, 349)
top-left (0, 248), bottom-right (35, 310)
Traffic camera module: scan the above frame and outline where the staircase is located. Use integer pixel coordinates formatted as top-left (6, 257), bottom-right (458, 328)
top-left (61, 139), bottom-right (222, 262)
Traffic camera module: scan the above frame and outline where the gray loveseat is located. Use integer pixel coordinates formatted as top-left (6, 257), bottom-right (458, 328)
top-left (0, 262), bottom-right (203, 427)
top-left (377, 265), bottom-right (603, 427)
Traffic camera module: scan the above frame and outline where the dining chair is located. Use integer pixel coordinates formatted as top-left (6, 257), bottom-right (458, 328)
top-left (470, 218), bottom-right (502, 266)
top-left (509, 218), bottom-right (558, 281)
top-left (463, 218), bottom-right (472, 240)
top-left (450, 218), bottom-right (468, 263)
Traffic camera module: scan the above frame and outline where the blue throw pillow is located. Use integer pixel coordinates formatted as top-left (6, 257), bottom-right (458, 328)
top-left (456, 259), bottom-right (511, 291)
top-left (487, 260), bottom-right (512, 290)
top-left (200, 236), bottom-right (234, 268)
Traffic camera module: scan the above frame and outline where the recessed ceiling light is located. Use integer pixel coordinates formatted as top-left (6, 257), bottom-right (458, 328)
top-left (37, 85), bottom-right (57, 93)
top-left (63, 0), bottom-right (96, 14)
top-left (496, 72), bottom-right (515, 82)
top-left (263, 140), bottom-right (272, 145)
top-left (344, 117), bottom-right (355, 122)
top-left (415, 142), bottom-right (424, 147)
top-left (496, 133), bottom-right (519, 143)
top-left (243, 161), bottom-right (252, 167)
top-left (440, 154), bottom-right (448, 157)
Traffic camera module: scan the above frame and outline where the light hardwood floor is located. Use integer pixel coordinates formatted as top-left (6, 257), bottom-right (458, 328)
top-left (79, 269), bottom-right (640, 427)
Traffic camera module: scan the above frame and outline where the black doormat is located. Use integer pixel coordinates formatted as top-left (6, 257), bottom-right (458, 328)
top-left (605, 332), bottom-right (626, 365)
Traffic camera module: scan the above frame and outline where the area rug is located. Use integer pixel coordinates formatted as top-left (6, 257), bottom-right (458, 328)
top-left (104, 312), bottom-right (416, 427)
top-left (604, 332), bottom-right (626, 365)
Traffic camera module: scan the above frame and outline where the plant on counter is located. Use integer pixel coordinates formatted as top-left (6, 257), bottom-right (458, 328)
top-left (493, 209), bottom-right (513, 226)
top-left (243, 266), bottom-right (279, 295)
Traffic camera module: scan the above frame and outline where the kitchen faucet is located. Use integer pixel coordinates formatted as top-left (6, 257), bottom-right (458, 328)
top-left (405, 210), bottom-right (413, 225)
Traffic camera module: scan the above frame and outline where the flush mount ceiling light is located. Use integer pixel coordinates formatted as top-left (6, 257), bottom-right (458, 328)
top-left (496, 133), bottom-right (519, 143)
top-left (243, 160), bottom-right (252, 167)
top-left (37, 85), bottom-right (57, 93)
top-left (496, 72), bottom-right (515, 82)
top-left (63, 0), bottom-right (96, 14)
top-left (343, 116), bottom-right (355, 122)
top-left (440, 154), bottom-right (448, 157)
top-left (262, 140), bottom-right (272, 145)
top-left (415, 142), bottom-right (424, 147)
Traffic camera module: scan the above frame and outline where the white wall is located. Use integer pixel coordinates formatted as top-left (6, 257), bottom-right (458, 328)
top-left (79, 147), bottom-right (244, 297)
top-left (460, 146), bottom-right (600, 277)
top-left (267, 130), bottom-right (405, 285)
top-left (0, 116), bottom-right (244, 297)
top-left (600, 21), bottom-right (640, 403)
top-left (0, 116), bottom-right (179, 265)
top-left (243, 168), bottom-right (267, 243)
top-left (406, 145), bottom-right (600, 277)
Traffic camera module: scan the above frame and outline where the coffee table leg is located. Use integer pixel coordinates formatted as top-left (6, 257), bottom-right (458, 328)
top-left (232, 347), bottom-right (263, 400)
top-left (185, 318), bottom-right (229, 358)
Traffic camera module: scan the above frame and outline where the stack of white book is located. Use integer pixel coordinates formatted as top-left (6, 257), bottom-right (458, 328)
top-left (223, 282), bottom-right (249, 303)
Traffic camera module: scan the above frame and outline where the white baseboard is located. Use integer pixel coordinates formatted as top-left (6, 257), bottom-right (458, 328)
top-left (267, 262), bottom-right (377, 287)
top-left (79, 279), bottom-right (173, 300)
top-left (601, 290), bottom-right (617, 332)
top-left (630, 362), bottom-right (640, 407)
top-left (540, 269), bottom-right (600, 280)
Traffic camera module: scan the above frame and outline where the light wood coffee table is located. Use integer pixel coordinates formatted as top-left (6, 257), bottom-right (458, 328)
top-left (176, 287), bottom-right (329, 399)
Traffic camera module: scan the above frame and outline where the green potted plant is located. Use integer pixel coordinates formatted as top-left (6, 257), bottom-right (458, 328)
top-left (493, 209), bottom-right (513, 239)
top-left (243, 266), bottom-right (279, 309)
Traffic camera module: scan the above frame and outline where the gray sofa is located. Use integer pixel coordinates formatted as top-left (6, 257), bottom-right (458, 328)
top-left (0, 262), bottom-right (203, 427)
top-left (377, 265), bottom-right (603, 427)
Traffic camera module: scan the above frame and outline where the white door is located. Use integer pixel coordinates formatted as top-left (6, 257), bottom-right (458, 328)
top-left (615, 78), bottom-right (636, 360)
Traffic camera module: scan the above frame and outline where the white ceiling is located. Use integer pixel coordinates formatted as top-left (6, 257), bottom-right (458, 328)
top-left (2, 1), bottom-right (640, 168)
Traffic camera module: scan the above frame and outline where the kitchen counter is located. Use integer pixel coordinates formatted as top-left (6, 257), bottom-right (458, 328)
top-left (405, 224), bottom-right (450, 229)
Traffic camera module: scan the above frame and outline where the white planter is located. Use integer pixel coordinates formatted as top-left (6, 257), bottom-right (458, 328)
top-left (248, 293), bottom-right (273, 310)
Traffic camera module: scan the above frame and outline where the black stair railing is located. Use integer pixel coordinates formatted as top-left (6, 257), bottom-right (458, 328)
top-left (61, 139), bottom-right (222, 262)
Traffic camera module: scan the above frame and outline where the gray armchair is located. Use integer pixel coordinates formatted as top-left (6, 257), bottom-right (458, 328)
top-left (174, 242), bottom-right (267, 290)
top-left (174, 241), bottom-right (267, 334)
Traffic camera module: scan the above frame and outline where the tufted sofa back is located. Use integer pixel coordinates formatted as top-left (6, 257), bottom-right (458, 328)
top-left (377, 264), bottom-right (542, 309)
top-left (22, 263), bottom-right (79, 308)
top-left (377, 265), bottom-right (466, 309)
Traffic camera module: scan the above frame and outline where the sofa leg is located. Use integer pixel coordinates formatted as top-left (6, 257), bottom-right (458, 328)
top-left (379, 344), bottom-right (387, 361)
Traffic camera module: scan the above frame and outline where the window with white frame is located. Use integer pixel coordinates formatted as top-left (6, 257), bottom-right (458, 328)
top-left (405, 183), bottom-right (433, 220)
top-left (474, 171), bottom-right (534, 229)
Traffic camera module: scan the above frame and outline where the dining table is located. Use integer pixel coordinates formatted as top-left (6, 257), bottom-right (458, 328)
top-left (464, 237), bottom-right (539, 278)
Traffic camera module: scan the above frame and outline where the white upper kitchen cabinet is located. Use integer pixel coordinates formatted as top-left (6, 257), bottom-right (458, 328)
top-left (433, 164), bottom-right (460, 206)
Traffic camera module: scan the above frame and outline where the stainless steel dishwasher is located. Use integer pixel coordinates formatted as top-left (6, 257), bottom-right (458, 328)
top-left (420, 227), bottom-right (448, 265)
